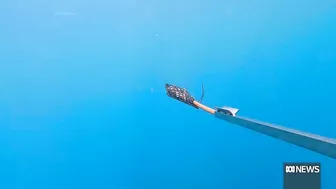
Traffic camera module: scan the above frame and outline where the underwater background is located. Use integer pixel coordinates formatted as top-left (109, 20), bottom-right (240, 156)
top-left (0, 0), bottom-right (336, 188)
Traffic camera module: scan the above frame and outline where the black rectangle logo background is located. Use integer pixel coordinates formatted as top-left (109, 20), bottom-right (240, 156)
top-left (283, 163), bottom-right (321, 189)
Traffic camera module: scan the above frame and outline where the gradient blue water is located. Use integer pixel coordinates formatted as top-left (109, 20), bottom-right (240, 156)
top-left (1, 1), bottom-right (336, 188)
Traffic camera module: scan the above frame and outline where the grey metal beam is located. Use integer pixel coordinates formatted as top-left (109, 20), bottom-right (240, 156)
top-left (215, 111), bottom-right (336, 159)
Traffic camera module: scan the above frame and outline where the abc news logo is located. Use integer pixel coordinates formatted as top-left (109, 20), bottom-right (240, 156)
top-left (285, 165), bottom-right (320, 174)
top-left (284, 163), bottom-right (321, 189)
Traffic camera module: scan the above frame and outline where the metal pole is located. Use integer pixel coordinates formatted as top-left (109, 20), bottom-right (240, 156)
top-left (165, 84), bottom-right (336, 159)
top-left (215, 111), bottom-right (336, 159)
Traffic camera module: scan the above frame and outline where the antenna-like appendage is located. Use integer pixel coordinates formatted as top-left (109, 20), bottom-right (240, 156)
top-left (198, 84), bottom-right (205, 103)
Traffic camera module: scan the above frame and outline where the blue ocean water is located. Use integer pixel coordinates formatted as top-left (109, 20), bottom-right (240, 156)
top-left (0, 0), bottom-right (335, 188)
